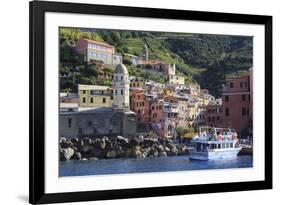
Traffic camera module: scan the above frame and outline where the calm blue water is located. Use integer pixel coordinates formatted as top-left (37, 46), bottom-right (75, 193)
top-left (60, 155), bottom-right (252, 177)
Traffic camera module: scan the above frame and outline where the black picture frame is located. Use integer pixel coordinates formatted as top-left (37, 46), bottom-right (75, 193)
top-left (29, 0), bottom-right (272, 204)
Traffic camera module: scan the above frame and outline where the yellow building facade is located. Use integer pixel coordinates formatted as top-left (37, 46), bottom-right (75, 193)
top-left (168, 75), bottom-right (185, 85)
top-left (78, 84), bottom-right (113, 108)
top-left (130, 78), bottom-right (145, 88)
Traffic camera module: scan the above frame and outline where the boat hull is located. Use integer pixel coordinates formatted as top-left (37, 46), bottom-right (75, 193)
top-left (189, 148), bottom-right (241, 160)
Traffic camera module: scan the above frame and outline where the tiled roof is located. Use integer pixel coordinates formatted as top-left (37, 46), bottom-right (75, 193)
top-left (81, 38), bottom-right (114, 48)
top-left (78, 84), bottom-right (111, 90)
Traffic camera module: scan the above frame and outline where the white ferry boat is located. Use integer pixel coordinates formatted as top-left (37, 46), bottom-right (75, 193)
top-left (189, 127), bottom-right (242, 160)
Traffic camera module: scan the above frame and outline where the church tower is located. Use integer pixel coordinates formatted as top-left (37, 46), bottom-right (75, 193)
top-left (113, 64), bottom-right (130, 112)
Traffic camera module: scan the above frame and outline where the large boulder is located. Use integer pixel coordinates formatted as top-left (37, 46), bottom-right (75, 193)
top-left (92, 139), bottom-right (105, 149)
top-left (141, 148), bottom-right (149, 157)
top-left (116, 136), bottom-right (128, 144)
top-left (147, 147), bottom-right (158, 157)
top-left (90, 147), bottom-right (105, 159)
top-left (152, 150), bottom-right (159, 157)
top-left (159, 151), bottom-right (167, 157)
top-left (70, 137), bottom-right (80, 146)
top-left (131, 146), bottom-right (144, 158)
top-left (100, 138), bottom-right (106, 149)
top-left (116, 136), bottom-right (129, 149)
top-left (168, 148), bottom-right (178, 156)
top-left (104, 140), bottom-right (113, 152)
top-left (134, 150), bottom-right (144, 158)
top-left (59, 137), bottom-right (67, 143)
top-left (164, 146), bottom-right (171, 152)
top-left (82, 137), bottom-right (92, 145)
top-left (125, 148), bottom-right (132, 158)
top-left (153, 144), bottom-right (164, 152)
top-left (158, 138), bottom-right (165, 145)
top-left (128, 138), bottom-right (139, 148)
top-left (142, 138), bottom-right (157, 148)
top-left (166, 142), bottom-right (176, 150)
top-left (71, 152), bottom-right (82, 160)
top-left (61, 147), bottom-right (75, 161)
top-left (60, 138), bottom-right (72, 149)
top-left (106, 150), bottom-right (117, 158)
top-left (136, 135), bottom-right (144, 143)
top-left (116, 148), bottom-right (125, 158)
top-left (80, 144), bottom-right (92, 153)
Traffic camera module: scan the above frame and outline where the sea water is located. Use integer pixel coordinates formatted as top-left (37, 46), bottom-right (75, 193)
top-left (60, 155), bottom-right (253, 177)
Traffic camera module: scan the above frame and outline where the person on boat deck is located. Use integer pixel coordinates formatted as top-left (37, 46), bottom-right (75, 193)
top-left (208, 128), bottom-right (214, 139)
top-left (232, 133), bottom-right (238, 141)
top-left (217, 132), bottom-right (224, 141)
top-left (202, 131), bottom-right (207, 137)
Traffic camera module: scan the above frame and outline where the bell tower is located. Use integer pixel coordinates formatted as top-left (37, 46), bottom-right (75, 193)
top-left (112, 64), bottom-right (130, 112)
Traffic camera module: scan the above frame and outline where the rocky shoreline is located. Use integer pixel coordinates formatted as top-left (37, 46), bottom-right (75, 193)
top-left (60, 135), bottom-right (190, 161)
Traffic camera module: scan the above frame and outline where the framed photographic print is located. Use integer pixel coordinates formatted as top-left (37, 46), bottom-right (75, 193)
top-left (29, 0), bottom-right (272, 204)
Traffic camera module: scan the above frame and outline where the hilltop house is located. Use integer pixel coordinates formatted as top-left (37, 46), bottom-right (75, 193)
top-left (124, 53), bottom-right (142, 66)
top-left (167, 75), bottom-right (185, 85)
top-left (139, 60), bottom-right (176, 75)
top-left (75, 38), bottom-right (122, 66)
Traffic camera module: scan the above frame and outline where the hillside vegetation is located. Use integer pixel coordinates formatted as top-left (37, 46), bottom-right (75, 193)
top-left (59, 28), bottom-right (253, 97)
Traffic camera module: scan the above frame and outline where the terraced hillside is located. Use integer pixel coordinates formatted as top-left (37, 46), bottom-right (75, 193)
top-left (60, 28), bottom-right (253, 97)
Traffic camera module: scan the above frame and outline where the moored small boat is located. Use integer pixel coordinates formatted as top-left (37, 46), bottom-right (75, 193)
top-left (189, 127), bottom-right (241, 160)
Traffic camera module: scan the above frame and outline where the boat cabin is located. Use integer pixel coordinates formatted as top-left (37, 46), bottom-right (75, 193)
top-left (194, 141), bottom-right (235, 152)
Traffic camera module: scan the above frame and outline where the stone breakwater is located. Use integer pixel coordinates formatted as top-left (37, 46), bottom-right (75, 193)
top-left (60, 136), bottom-right (190, 161)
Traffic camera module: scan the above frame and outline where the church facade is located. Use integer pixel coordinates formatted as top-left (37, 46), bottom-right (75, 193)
top-left (59, 64), bottom-right (136, 139)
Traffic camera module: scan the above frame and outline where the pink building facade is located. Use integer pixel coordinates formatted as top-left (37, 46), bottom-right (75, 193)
top-left (221, 72), bottom-right (252, 133)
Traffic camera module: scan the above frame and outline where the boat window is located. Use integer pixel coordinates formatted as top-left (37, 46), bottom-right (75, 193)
top-left (218, 144), bottom-right (221, 149)
top-left (196, 143), bottom-right (202, 152)
top-left (222, 143), bottom-right (225, 149)
top-left (211, 144), bottom-right (215, 149)
top-left (203, 144), bottom-right (208, 152)
top-left (226, 143), bottom-right (229, 148)
top-left (230, 143), bottom-right (233, 148)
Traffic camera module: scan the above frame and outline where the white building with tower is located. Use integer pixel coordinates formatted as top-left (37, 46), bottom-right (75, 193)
top-left (113, 64), bottom-right (130, 112)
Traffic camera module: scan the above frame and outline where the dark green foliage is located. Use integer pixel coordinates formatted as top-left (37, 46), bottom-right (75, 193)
top-left (165, 34), bottom-right (253, 96)
top-left (199, 60), bottom-right (226, 97)
top-left (122, 58), bottom-right (133, 66)
top-left (103, 67), bottom-right (113, 74)
top-left (59, 38), bottom-right (84, 64)
top-left (165, 34), bottom-right (253, 70)
top-left (82, 65), bottom-right (99, 77)
top-left (176, 126), bottom-right (195, 137)
top-left (145, 64), bottom-right (152, 69)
